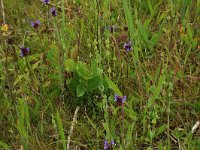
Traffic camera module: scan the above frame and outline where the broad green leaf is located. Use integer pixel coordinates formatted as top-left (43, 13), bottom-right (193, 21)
top-left (76, 62), bottom-right (92, 80)
top-left (87, 76), bottom-right (102, 92)
top-left (91, 60), bottom-right (102, 77)
top-left (76, 84), bottom-right (86, 97)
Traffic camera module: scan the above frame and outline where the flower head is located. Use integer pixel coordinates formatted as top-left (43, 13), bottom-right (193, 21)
top-left (50, 7), bottom-right (57, 16)
top-left (104, 140), bottom-right (115, 150)
top-left (20, 47), bottom-right (30, 57)
top-left (114, 94), bottom-right (126, 105)
top-left (43, 0), bottom-right (50, 4)
top-left (1, 24), bottom-right (9, 31)
top-left (123, 40), bottom-right (132, 52)
top-left (30, 20), bottom-right (40, 29)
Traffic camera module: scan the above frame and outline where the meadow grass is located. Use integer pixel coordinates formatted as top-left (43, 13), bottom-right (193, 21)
top-left (0, 0), bottom-right (200, 149)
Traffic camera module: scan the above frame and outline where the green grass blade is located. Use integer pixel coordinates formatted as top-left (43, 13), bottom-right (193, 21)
top-left (56, 111), bottom-right (67, 150)
top-left (147, 74), bottom-right (165, 107)
top-left (147, 0), bottom-right (153, 16)
top-left (17, 98), bottom-right (30, 150)
top-left (105, 75), bottom-right (122, 96)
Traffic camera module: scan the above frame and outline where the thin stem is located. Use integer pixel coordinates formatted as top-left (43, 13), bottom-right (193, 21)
top-left (1, 0), bottom-right (5, 24)
top-left (35, 29), bottom-right (44, 48)
top-left (122, 103), bottom-right (125, 149)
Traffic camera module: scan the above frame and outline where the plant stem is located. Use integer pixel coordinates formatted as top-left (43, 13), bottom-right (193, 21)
top-left (122, 103), bottom-right (125, 149)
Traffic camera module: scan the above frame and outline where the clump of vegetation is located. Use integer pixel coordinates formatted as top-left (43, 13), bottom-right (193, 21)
top-left (0, 0), bottom-right (199, 149)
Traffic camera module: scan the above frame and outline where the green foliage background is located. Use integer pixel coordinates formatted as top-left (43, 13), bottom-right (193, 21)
top-left (0, 0), bottom-right (199, 149)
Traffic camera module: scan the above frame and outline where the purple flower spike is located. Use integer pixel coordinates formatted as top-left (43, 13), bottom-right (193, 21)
top-left (114, 94), bottom-right (118, 102)
top-left (50, 7), bottom-right (57, 16)
top-left (104, 140), bottom-right (115, 150)
top-left (30, 20), bottom-right (40, 29)
top-left (36, 19), bottom-right (40, 25)
top-left (104, 140), bottom-right (109, 150)
top-left (20, 47), bottom-right (30, 57)
top-left (114, 94), bottom-right (126, 105)
top-left (43, 0), bottom-right (50, 4)
top-left (123, 40), bottom-right (132, 52)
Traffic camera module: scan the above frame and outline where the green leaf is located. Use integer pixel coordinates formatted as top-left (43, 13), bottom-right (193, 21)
top-left (76, 62), bottom-right (92, 80)
top-left (87, 76), bottom-right (102, 92)
top-left (155, 125), bottom-right (167, 138)
top-left (147, 74), bottom-right (165, 107)
top-left (138, 20), bottom-right (149, 46)
top-left (147, 0), bottom-right (153, 16)
top-left (90, 60), bottom-right (102, 77)
top-left (64, 59), bottom-right (76, 72)
top-left (76, 84), bottom-right (86, 97)
top-left (104, 75), bottom-right (122, 96)
top-left (48, 74), bottom-right (61, 81)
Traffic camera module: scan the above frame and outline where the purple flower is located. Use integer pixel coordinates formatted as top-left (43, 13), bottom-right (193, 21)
top-left (43, 0), bottom-right (50, 4)
top-left (50, 7), bottom-right (57, 16)
top-left (114, 94), bottom-right (126, 105)
top-left (20, 47), bottom-right (30, 57)
top-left (123, 41), bottom-right (132, 52)
top-left (104, 140), bottom-right (115, 150)
top-left (30, 20), bottom-right (40, 29)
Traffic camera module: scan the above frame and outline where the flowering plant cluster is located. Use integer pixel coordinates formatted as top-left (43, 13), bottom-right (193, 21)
top-left (106, 24), bottom-right (132, 52)
top-left (103, 94), bottom-right (127, 148)
top-left (20, 0), bottom-right (57, 57)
